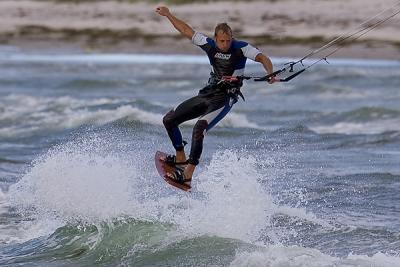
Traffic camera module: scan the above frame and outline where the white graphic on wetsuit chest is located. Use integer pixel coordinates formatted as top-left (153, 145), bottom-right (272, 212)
top-left (214, 53), bottom-right (231, 60)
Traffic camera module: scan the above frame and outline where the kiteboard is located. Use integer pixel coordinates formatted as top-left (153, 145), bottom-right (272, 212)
top-left (154, 151), bottom-right (191, 192)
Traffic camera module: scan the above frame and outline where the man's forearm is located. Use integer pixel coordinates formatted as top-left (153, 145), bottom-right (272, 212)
top-left (156, 6), bottom-right (194, 39)
top-left (255, 53), bottom-right (273, 75)
top-left (165, 13), bottom-right (194, 40)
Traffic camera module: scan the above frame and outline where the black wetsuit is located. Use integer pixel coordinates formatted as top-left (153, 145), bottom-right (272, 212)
top-left (163, 32), bottom-right (261, 165)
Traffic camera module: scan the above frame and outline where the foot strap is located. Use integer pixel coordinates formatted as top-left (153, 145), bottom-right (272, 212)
top-left (163, 154), bottom-right (188, 167)
top-left (167, 166), bottom-right (192, 185)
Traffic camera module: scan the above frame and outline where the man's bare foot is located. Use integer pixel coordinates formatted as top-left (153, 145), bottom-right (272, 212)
top-left (176, 150), bottom-right (187, 163)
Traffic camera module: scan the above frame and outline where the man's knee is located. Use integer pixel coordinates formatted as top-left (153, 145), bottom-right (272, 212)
top-left (163, 109), bottom-right (175, 129)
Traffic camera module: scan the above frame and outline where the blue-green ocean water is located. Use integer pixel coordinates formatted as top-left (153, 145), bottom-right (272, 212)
top-left (0, 48), bottom-right (400, 266)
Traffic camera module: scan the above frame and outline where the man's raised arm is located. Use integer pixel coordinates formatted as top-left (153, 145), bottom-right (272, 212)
top-left (155, 6), bottom-right (194, 40)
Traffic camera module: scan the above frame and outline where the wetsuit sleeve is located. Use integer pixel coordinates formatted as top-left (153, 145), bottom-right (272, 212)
top-left (241, 43), bottom-right (261, 61)
top-left (192, 32), bottom-right (214, 53)
top-left (192, 32), bottom-right (208, 46)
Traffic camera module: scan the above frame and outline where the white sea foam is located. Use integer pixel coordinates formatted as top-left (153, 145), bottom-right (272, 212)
top-left (0, 94), bottom-right (125, 137)
top-left (0, 216), bottom-right (62, 245)
top-left (275, 205), bottom-right (332, 229)
top-left (218, 112), bottom-right (264, 129)
top-left (0, 94), bottom-right (263, 138)
top-left (4, 136), bottom-right (277, 241)
top-left (8, 137), bottom-right (142, 222)
top-left (311, 119), bottom-right (400, 135)
top-left (7, 136), bottom-right (161, 244)
top-left (0, 188), bottom-right (63, 244)
top-left (230, 246), bottom-right (400, 267)
top-left (170, 150), bottom-right (275, 242)
top-left (1, 93), bottom-right (162, 132)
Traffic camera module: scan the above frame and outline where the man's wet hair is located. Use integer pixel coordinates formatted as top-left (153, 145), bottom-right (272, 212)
top-left (214, 23), bottom-right (232, 37)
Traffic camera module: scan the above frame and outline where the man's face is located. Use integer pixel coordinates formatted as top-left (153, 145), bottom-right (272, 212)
top-left (215, 31), bottom-right (232, 52)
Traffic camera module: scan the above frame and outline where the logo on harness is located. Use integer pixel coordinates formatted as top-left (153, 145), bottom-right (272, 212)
top-left (215, 53), bottom-right (231, 60)
top-left (226, 87), bottom-right (245, 102)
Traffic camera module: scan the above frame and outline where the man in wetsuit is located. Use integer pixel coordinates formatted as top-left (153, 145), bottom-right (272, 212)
top-left (156, 6), bottom-right (275, 186)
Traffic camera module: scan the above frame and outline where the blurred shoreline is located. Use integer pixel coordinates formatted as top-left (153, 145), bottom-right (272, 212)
top-left (1, 0), bottom-right (399, 60)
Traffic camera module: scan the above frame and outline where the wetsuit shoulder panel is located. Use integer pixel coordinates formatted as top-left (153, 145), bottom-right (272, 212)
top-left (232, 40), bottom-right (261, 61)
top-left (192, 32), bottom-right (215, 53)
